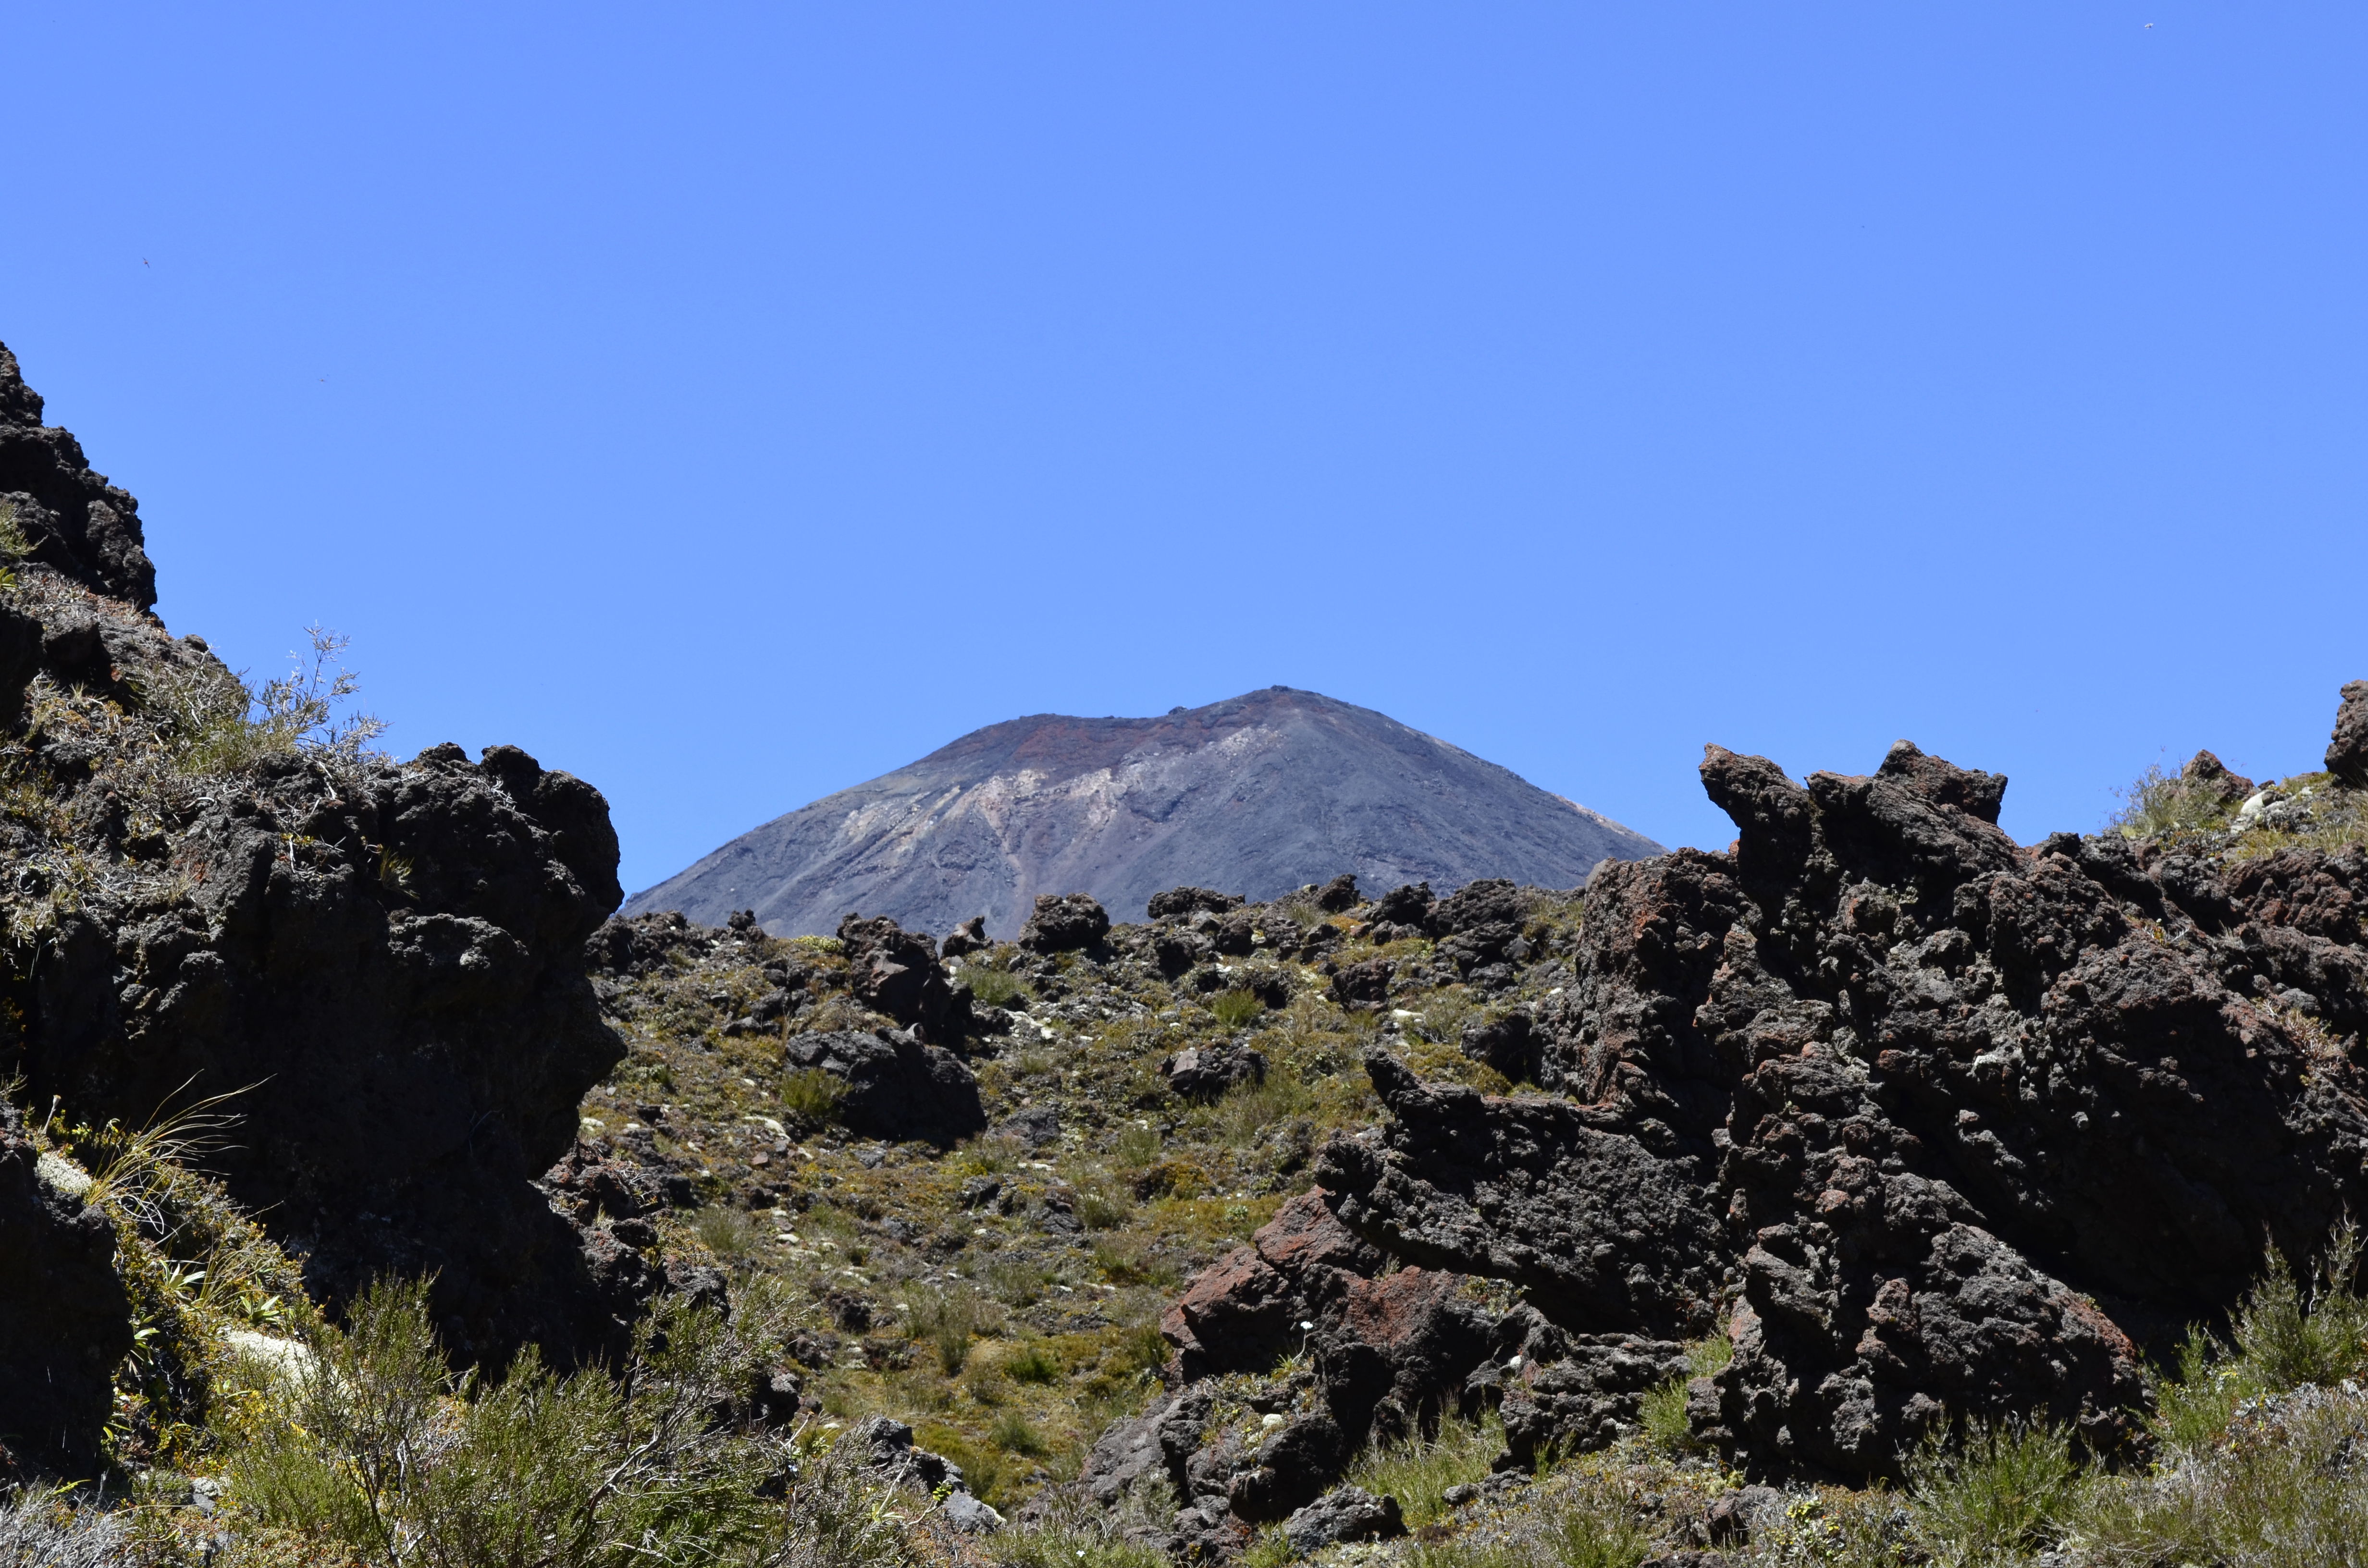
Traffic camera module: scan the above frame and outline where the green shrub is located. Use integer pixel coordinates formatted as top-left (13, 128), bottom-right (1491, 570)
top-left (987, 1256), bottom-right (1050, 1308)
top-left (149, 625), bottom-right (387, 778)
top-left (990, 1409), bottom-right (1049, 1457)
top-left (1113, 1123), bottom-right (1161, 1168)
top-left (908, 1286), bottom-right (990, 1377)
top-left (1209, 989), bottom-right (1265, 1029)
top-left (1902, 1416), bottom-right (2082, 1568)
top-left (692, 1205), bottom-right (759, 1260)
top-left (1406, 1484), bottom-right (1649, 1568)
top-left (2149, 1223), bottom-right (2367, 1452)
top-left (780, 1068), bottom-right (846, 1124)
top-left (963, 967), bottom-right (1033, 1009)
top-left (1075, 1187), bottom-right (1133, 1230)
top-left (226, 1281), bottom-right (785, 1568)
top-left (1005, 1342), bottom-right (1062, 1385)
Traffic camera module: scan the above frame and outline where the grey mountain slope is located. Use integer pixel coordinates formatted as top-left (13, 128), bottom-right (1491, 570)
top-left (624, 686), bottom-right (1664, 940)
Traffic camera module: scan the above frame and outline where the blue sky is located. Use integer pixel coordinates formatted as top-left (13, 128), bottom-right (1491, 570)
top-left (2, 5), bottom-right (2361, 897)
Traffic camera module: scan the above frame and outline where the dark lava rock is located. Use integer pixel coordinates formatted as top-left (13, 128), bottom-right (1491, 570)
top-left (2180, 749), bottom-right (2256, 808)
top-left (1314, 873), bottom-right (1361, 913)
top-left (940, 916), bottom-right (989, 958)
top-left (1460, 1009), bottom-right (1539, 1082)
top-left (1327, 958), bottom-right (1394, 1012)
top-left (999, 1104), bottom-right (1062, 1149)
top-left (1307, 710), bottom-right (2368, 1482)
top-left (0, 340), bottom-right (157, 609)
top-left (12, 740), bottom-right (642, 1372)
top-left (0, 1111), bottom-right (131, 1478)
top-left (1319, 1057), bottom-right (1726, 1340)
top-left (1492, 1317), bottom-right (1690, 1468)
top-left (1152, 925), bottom-right (1214, 978)
top-left (1283, 1487), bottom-right (1406, 1555)
top-left (1161, 1042), bottom-right (1267, 1101)
top-left (782, 1030), bottom-right (986, 1147)
top-left (847, 1415), bottom-right (967, 1493)
top-left (1017, 893), bottom-right (1110, 954)
top-left (1368, 882), bottom-right (1435, 929)
top-left (836, 913), bottom-right (971, 1043)
top-left (1160, 1188), bottom-right (1376, 1382)
top-left (2330, 679), bottom-right (2368, 786)
top-left (1149, 886), bottom-right (1245, 920)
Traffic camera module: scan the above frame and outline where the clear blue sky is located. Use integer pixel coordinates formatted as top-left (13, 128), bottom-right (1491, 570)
top-left (3, 5), bottom-right (2361, 898)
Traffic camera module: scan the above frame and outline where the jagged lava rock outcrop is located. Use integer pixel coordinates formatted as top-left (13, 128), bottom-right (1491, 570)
top-left (0, 339), bottom-right (644, 1373)
top-left (1152, 702), bottom-right (2368, 1511)
top-left (624, 686), bottom-right (1662, 938)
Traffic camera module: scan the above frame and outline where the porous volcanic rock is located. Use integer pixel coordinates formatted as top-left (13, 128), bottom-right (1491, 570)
top-left (0, 341), bottom-right (157, 609)
top-left (2330, 680), bottom-right (2368, 787)
top-left (0, 340), bottom-right (647, 1373)
top-left (1309, 718), bottom-right (2368, 1482)
top-left (835, 913), bottom-right (972, 1044)
top-left (1017, 892), bottom-right (1111, 954)
top-left (13, 742), bottom-right (642, 1369)
top-left (1283, 1487), bottom-right (1405, 1554)
top-left (0, 1108), bottom-right (132, 1478)
top-left (780, 1029), bottom-right (986, 1147)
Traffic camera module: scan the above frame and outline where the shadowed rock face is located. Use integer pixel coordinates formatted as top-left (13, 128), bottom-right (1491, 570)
top-left (15, 743), bottom-right (641, 1372)
top-left (0, 340), bottom-right (645, 1379)
top-left (624, 688), bottom-right (1663, 939)
top-left (0, 1106), bottom-right (132, 1477)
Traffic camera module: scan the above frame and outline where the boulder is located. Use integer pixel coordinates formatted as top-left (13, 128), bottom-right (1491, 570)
top-left (1152, 926), bottom-right (1214, 978)
top-left (2329, 679), bottom-right (2368, 787)
top-left (782, 1030), bottom-right (986, 1148)
top-left (1283, 1487), bottom-right (1405, 1555)
top-left (1326, 958), bottom-right (1394, 1011)
top-left (1017, 893), bottom-right (1110, 953)
top-left (1314, 874), bottom-right (1361, 913)
top-left (1367, 882), bottom-right (1434, 929)
top-left (0, 340), bottom-right (158, 607)
top-left (836, 914), bottom-right (972, 1042)
top-left (1161, 1188), bottom-right (1376, 1381)
top-left (940, 916), bottom-right (989, 959)
top-left (846, 1415), bottom-right (966, 1493)
top-left (2179, 748), bottom-right (2256, 809)
top-left (1161, 1042), bottom-right (1266, 1101)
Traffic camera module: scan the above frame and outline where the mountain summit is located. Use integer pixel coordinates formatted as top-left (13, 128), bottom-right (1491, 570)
top-left (625, 686), bottom-right (1662, 937)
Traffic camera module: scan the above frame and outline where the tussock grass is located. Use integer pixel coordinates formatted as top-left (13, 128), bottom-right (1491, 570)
top-left (907, 1285), bottom-right (992, 1376)
top-left (1901, 1418), bottom-right (2083, 1566)
top-left (778, 1068), bottom-right (845, 1124)
top-left (1208, 989), bottom-right (1265, 1030)
top-left (1639, 1333), bottom-right (1731, 1454)
top-left (2109, 760), bottom-right (2237, 839)
top-left (1344, 1410), bottom-right (1504, 1527)
top-left (963, 967), bottom-right (1034, 1010)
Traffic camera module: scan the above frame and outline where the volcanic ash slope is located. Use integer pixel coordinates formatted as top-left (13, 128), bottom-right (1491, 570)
top-left (626, 686), bottom-right (1662, 938)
